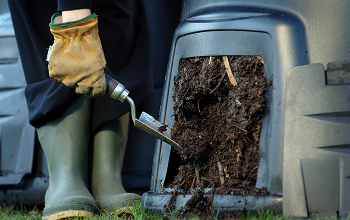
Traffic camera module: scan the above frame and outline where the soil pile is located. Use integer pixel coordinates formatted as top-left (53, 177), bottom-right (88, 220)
top-left (166, 56), bottom-right (270, 217)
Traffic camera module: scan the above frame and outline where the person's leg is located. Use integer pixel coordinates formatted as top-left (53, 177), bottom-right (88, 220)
top-left (92, 112), bottom-right (140, 212)
top-left (37, 96), bottom-right (99, 219)
top-left (8, 0), bottom-right (81, 129)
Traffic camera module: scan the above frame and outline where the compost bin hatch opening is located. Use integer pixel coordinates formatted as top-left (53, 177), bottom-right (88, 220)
top-left (164, 55), bottom-right (269, 195)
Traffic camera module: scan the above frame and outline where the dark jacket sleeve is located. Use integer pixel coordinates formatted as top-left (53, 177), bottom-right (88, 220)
top-left (57, 0), bottom-right (92, 11)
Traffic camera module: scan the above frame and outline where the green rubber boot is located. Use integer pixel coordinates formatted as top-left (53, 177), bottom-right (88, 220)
top-left (92, 112), bottom-right (141, 213)
top-left (37, 97), bottom-right (99, 220)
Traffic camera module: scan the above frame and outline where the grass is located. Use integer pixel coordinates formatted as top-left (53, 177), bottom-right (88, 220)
top-left (0, 202), bottom-right (284, 220)
top-left (3, 202), bottom-right (348, 220)
top-left (0, 204), bottom-right (42, 220)
top-left (0, 202), bottom-right (163, 220)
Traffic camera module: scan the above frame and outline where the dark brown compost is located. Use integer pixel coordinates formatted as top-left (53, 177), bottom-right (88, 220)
top-left (165, 56), bottom-right (270, 217)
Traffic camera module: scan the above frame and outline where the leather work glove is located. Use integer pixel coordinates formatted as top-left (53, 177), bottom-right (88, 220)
top-left (47, 13), bottom-right (106, 98)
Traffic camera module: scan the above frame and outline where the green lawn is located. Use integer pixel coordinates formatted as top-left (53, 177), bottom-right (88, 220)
top-left (0, 202), bottom-right (285, 220)
top-left (3, 202), bottom-right (347, 220)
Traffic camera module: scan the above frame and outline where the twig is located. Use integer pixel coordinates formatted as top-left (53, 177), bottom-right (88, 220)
top-left (223, 56), bottom-right (237, 86)
top-left (250, 166), bottom-right (259, 175)
top-left (191, 177), bottom-right (196, 190)
top-left (241, 135), bottom-right (253, 144)
top-left (209, 56), bottom-right (214, 65)
top-left (217, 161), bottom-right (225, 185)
top-left (197, 97), bottom-right (202, 113)
top-left (236, 140), bottom-right (244, 162)
top-left (234, 124), bottom-right (247, 133)
top-left (210, 72), bottom-right (225, 94)
top-left (195, 167), bottom-right (200, 185)
top-left (253, 61), bottom-right (258, 74)
top-left (223, 166), bottom-right (229, 178)
top-left (210, 182), bottom-right (215, 196)
top-left (174, 178), bottom-right (187, 196)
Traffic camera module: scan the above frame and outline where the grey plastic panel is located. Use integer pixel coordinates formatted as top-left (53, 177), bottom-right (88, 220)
top-left (181, 0), bottom-right (350, 67)
top-left (0, 176), bottom-right (48, 205)
top-left (0, 5), bottom-right (35, 185)
top-left (142, 192), bottom-right (282, 214)
top-left (0, 0), bottom-right (48, 206)
top-left (283, 64), bottom-right (350, 218)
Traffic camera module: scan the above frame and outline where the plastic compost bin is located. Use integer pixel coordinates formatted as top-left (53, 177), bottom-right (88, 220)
top-left (141, 0), bottom-right (350, 218)
top-left (0, 0), bottom-right (47, 205)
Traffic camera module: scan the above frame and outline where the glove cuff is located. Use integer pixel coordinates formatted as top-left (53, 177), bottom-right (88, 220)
top-left (49, 12), bottom-right (98, 27)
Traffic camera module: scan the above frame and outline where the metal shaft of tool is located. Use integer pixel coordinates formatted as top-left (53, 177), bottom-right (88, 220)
top-left (126, 96), bottom-right (136, 124)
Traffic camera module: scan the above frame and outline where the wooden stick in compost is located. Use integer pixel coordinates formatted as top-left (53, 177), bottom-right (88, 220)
top-left (223, 56), bottom-right (237, 86)
top-left (209, 56), bottom-right (214, 65)
top-left (195, 167), bottom-right (200, 185)
top-left (191, 177), bottom-right (196, 190)
top-left (210, 72), bottom-right (226, 94)
top-left (217, 161), bottom-right (225, 185)
top-left (250, 166), bottom-right (259, 175)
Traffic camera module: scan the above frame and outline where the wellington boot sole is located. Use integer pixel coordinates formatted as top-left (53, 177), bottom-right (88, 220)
top-left (97, 193), bottom-right (141, 213)
top-left (42, 210), bottom-right (96, 220)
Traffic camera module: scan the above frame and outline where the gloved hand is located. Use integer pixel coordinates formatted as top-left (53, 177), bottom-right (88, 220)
top-left (47, 13), bottom-right (106, 98)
